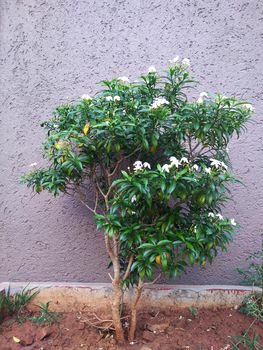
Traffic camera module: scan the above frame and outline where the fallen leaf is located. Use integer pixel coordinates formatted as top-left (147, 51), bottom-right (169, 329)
top-left (13, 336), bottom-right (20, 343)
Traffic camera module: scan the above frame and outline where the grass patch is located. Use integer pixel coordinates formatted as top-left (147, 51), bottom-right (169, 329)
top-left (29, 302), bottom-right (61, 325)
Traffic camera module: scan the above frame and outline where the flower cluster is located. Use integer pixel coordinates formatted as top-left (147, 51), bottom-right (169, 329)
top-left (161, 156), bottom-right (189, 173)
top-left (210, 158), bottom-right (228, 170)
top-left (118, 76), bottom-right (130, 83)
top-left (169, 56), bottom-right (190, 68)
top-left (160, 157), bottom-right (228, 174)
top-left (105, 95), bottom-right (121, 102)
top-left (208, 212), bottom-right (237, 226)
top-left (242, 103), bottom-right (255, 112)
top-left (133, 161), bottom-right (151, 171)
top-left (150, 97), bottom-right (169, 110)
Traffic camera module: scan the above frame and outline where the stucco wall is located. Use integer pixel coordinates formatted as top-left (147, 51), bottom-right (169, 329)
top-left (0, 0), bottom-right (262, 284)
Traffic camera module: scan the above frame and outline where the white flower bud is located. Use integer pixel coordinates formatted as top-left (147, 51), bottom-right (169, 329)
top-left (148, 65), bottom-right (157, 73)
top-left (81, 94), bottom-right (92, 100)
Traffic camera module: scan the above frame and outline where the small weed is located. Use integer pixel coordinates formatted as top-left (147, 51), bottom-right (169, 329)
top-left (29, 302), bottom-right (61, 325)
top-left (189, 306), bottom-right (199, 317)
top-left (237, 249), bottom-right (263, 288)
top-left (239, 293), bottom-right (263, 321)
top-left (229, 320), bottom-right (263, 350)
top-left (237, 243), bottom-right (263, 322)
top-left (0, 291), bottom-right (5, 322)
top-left (231, 332), bottom-right (263, 350)
top-left (15, 314), bottom-right (27, 324)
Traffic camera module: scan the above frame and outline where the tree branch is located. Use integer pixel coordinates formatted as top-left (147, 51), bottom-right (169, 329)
top-left (109, 155), bottom-right (124, 178)
top-left (76, 187), bottom-right (97, 214)
top-left (105, 235), bottom-right (115, 261)
top-left (122, 255), bottom-right (134, 281)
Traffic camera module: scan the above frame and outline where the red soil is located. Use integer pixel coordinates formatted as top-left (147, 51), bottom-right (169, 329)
top-left (0, 307), bottom-right (262, 350)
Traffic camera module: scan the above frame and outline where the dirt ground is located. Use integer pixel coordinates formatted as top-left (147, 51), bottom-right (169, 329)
top-left (0, 307), bottom-right (262, 350)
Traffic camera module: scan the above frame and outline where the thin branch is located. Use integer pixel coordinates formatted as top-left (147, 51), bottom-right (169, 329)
top-left (94, 186), bottom-right (99, 213)
top-left (122, 255), bottom-right (134, 281)
top-left (79, 197), bottom-right (97, 214)
top-left (105, 182), bottom-right (116, 200)
top-left (188, 135), bottom-right (193, 158)
top-left (95, 177), bottom-right (107, 199)
top-left (144, 273), bottom-right (161, 286)
top-left (191, 142), bottom-right (201, 153)
top-left (76, 187), bottom-right (97, 214)
top-left (108, 155), bottom-right (124, 178)
top-left (100, 163), bottom-right (111, 187)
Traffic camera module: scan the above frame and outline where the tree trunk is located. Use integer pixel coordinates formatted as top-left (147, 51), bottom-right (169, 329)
top-left (104, 234), bottom-right (125, 342)
top-left (128, 279), bottom-right (144, 342)
top-left (111, 280), bottom-right (125, 342)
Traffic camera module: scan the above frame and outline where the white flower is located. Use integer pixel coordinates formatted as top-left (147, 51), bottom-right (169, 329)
top-left (169, 156), bottom-right (180, 168)
top-left (131, 195), bottom-right (137, 203)
top-left (169, 56), bottom-right (180, 64)
top-left (197, 92), bottom-right (209, 104)
top-left (182, 58), bottom-right (190, 67)
top-left (230, 218), bottom-right (237, 226)
top-left (105, 96), bottom-right (113, 101)
top-left (148, 65), bottom-right (157, 73)
top-left (81, 94), bottom-right (92, 100)
top-left (143, 162), bottom-right (151, 169)
top-left (216, 213), bottom-right (224, 220)
top-left (192, 164), bottom-right (199, 171)
top-left (114, 95), bottom-right (121, 102)
top-left (180, 157), bottom-right (189, 164)
top-left (133, 160), bottom-right (143, 171)
top-left (210, 158), bottom-right (228, 170)
top-left (220, 161), bottom-right (228, 170)
top-left (204, 167), bottom-right (212, 174)
top-left (210, 158), bottom-right (221, 169)
top-left (243, 104), bottom-right (254, 112)
top-left (208, 212), bottom-right (215, 218)
top-left (162, 164), bottom-right (171, 173)
top-left (118, 76), bottom-right (130, 83)
top-left (150, 97), bottom-right (169, 109)
top-left (200, 92), bottom-right (209, 98)
top-left (29, 162), bottom-right (37, 167)
top-left (133, 161), bottom-right (151, 171)
top-left (53, 124), bottom-right (59, 129)
top-left (160, 127), bottom-right (165, 135)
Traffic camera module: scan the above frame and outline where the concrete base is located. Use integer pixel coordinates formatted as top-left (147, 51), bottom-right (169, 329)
top-left (0, 282), bottom-right (261, 312)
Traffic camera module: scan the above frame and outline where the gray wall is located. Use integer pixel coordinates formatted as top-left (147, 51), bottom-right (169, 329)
top-left (0, 0), bottom-right (262, 284)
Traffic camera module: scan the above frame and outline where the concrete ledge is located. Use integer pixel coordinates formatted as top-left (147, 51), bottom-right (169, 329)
top-left (0, 282), bottom-right (261, 312)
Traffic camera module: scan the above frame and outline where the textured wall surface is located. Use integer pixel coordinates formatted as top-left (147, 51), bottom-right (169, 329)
top-left (0, 0), bottom-right (262, 284)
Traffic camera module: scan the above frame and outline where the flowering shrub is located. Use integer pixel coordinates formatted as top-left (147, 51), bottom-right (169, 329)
top-left (22, 57), bottom-right (253, 342)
